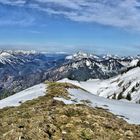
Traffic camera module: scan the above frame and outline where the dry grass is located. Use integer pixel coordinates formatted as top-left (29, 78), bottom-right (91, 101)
top-left (0, 82), bottom-right (140, 140)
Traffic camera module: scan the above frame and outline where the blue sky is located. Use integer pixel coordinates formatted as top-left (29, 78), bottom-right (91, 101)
top-left (0, 0), bottom-right (140, 55)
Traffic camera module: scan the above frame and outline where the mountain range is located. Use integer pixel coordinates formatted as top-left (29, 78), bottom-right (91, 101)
top-left (0, 50), bottom-right (67, 98)
top-left (45, 51), bottom-right (136, 81)
top-left (0, 50), bottom-right (139, 100)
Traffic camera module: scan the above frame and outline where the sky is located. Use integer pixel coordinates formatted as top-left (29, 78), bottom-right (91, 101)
top-left (0, 0), bottom-right (140, 55)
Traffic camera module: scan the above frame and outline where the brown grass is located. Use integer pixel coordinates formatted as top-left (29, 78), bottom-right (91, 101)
top-left (0, 82), bottom-right (140, 140)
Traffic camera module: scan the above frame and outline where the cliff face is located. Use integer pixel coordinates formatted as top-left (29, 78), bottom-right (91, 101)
top-left (0, 82), bottom-right (140, 140)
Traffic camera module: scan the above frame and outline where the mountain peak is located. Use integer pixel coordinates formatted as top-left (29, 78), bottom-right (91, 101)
top-left (65, 51), bottom-right (99, 60)
top-left (0, 50), bottom-right (38, 55)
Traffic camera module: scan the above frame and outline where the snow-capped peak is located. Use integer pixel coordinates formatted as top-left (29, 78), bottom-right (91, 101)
top-left (65, 51), bottom-right (101, 61)
top-left (0, 50), bottom-right (37, 55)
top-left (66, 51), bottom-right (89, 60)
top-left (0, 52), bottom-right (12, 57)
top-left (0, 51), bottom-right (15, 64)
top-left (0, 50), bottom-right (38, 65)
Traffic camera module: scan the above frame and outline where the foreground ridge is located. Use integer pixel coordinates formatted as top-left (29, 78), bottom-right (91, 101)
top-left (0, 82), bottom-right (140, 140)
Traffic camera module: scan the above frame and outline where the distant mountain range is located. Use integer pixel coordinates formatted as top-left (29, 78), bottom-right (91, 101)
top-left (0, 50), bottom-right (67, 98)
top-left (0, 50), bottom-right (139, 99)
top-left (45, 51), bottom-right (140, 81)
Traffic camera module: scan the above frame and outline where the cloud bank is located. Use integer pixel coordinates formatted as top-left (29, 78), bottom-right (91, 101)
top-left (0, 0), bottom-right (140, 30)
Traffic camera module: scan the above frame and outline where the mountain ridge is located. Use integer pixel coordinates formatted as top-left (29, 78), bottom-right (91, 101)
top-left (0, 82), bottom-right (140, 139)
top-left (60, 66), bottom-right (140, 103)
top-left (45, 52), bottom-right (140, 81)
top-left (0, 50), bottom-right (139, 100)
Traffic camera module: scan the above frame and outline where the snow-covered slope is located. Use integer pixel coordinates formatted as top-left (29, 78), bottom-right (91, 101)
top-left (1, 81), bottom-right (140, 124)
top-left (0, 83), bottom-right (46, 108)
top-left (54, 87), bottom-right (140, 124)
top-left (129, 59), bottom-right (139, 67)
top-left (96, 67), bottom-right (140, 103)
top-left (60, 67), bottom-right (140, 103)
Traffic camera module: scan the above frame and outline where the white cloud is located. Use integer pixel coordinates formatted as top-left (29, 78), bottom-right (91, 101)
top-left (0, 0), bottom-right (25, 6)
top-left (40, 0), bottom-right (140, 30)
top-left (1, 0), bottom-right (140, 30)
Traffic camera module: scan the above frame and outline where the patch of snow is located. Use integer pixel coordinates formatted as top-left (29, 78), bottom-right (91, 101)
top-left (129, 59), bottom-right (139, 67)
top-left (59, 78), bottom-right (104, 95)
top-left (86, 60), bottom-right (91, 66)
top-left (0, 52), bottom-right (11, 57)
top-left (0, 83), bottom-right (46, 108)
top-left (72, 63), bottom-right (79, 69)
top-left (65, 55), bottom-right (73, 60)
top-left (53, 97), bottom-right (74, 104)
